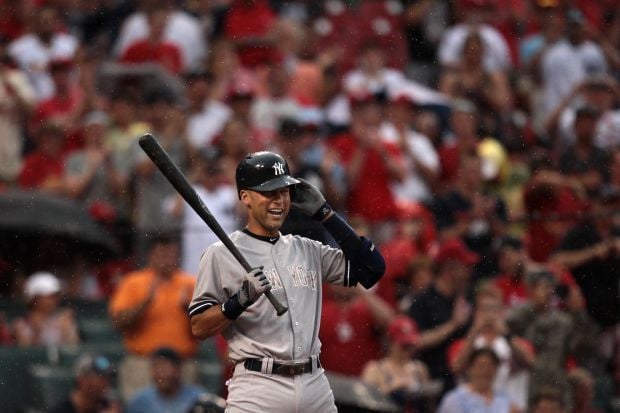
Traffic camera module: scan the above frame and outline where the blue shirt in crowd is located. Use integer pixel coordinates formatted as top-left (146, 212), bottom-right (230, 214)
top-left (438, 385), bottom-right (512, 413)
top-left (126, 384), bottom-right (205, 413)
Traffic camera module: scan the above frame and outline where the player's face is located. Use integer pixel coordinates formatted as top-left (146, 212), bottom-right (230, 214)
top-left (241, 187), bottom-right (291, 236)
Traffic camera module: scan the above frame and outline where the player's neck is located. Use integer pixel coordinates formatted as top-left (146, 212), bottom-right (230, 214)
top-left (242, 227), bottom-right (280, 244)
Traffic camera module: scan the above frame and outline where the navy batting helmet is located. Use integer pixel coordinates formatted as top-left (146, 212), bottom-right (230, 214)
top-left (235, 151), bottom-right (300, 198)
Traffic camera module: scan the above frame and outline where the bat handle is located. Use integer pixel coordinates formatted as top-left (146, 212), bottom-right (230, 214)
top-left (266, 291), bottom-right (288, 316)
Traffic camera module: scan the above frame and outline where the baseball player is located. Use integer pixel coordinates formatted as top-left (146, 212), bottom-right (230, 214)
top-left (188, 151), bottom-right (385, 412)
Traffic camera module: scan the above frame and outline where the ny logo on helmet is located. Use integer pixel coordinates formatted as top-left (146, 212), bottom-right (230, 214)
top-left (272, 162), bottom-right (285, 176)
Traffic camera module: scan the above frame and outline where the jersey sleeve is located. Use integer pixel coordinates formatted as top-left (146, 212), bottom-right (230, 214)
top-left (188, 245), bottom-right (227, 317)
top-left (319, 242), bottom-right (352, 286)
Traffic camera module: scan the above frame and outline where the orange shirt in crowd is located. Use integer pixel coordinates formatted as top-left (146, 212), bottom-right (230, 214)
top-left (109, 268), bottom-right (198, 358)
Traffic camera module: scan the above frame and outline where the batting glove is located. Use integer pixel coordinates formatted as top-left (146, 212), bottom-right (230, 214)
top-left (238, 267), bottom-right (271, 307)
top-left (222, 267), bottom-right (271, 320)
top-left (292, 178), bottom-right (332, 221)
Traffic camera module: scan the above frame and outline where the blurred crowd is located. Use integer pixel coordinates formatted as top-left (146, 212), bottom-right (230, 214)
top-left (0, 0), bottom-right (619, 412)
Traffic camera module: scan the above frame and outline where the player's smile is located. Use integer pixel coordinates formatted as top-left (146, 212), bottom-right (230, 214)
top-left (242, 187), bottom-right (291, 236)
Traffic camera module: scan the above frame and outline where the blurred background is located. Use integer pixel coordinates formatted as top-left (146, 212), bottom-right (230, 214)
top-left (0, 0), bottom-right (619, 412)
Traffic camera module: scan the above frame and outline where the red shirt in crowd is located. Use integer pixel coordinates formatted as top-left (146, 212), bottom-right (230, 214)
top-left (328, 134), bottom-right (402, 223)
top-left (224, 0), bottom-right (276, 68)
top-left (120, 40), bottom-right (183, 75)
top-left (18, 152), bottom-right (64, 189)
top-left (319, 294), bottom-right (384, 376)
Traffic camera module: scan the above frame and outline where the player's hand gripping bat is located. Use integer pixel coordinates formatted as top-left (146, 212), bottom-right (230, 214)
top-left (139, 133), bottom-right (288, 316)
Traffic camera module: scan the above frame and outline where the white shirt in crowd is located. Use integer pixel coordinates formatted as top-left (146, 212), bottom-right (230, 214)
top-left (250, 97), bottom-right (300, 133)
top-left (114, 10), bottom-right (207, 72)
top-left (186, 101), bottom-right (232, 149)
top-left (467, 336), bottom-right (529, 411)
top-left (343, 67), bottom-right (406, 95)
top-left (438, 24), bottom-right (512, 72)
top-left (8, 32), bottom-right (79, 101)
top-left (558, 107), bottom-right (620, 149)
top-left (380, 123), bottom-right (439, 203)
top-left (179, 184), bottom-right (239, 276)
top-left (541, 39), bottom-right (607, 118)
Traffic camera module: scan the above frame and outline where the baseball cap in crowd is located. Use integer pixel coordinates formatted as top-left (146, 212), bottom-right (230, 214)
top-left (526, 269), bottom-right (557, 287)
top-left (389, 91), bottom-right (417, 108)
top-left (296, 106), bottom-right (324, 132)
top-left (434, 238), bottom-right (479, 266)
top-left (48, 57), bottom-right (75, 72)
top-left (575, 104), bottom-right (601, 120)
top-left (151, 347), bottom-right (183, 365)
top-left (82, 110), bottom-right (110, 128)
top-left (387, 316), bottom-right (420, 347)
top-left (493, 235), bottom-right (523, 252)
top-left (451, 98), bottom-right (478, 115)
top-left (227, 82), bottom-right (256, 101)
top-left (279, 118), bottom-right (302, 140)
top-left (24, 271), bottom-right (62, 299)
top-left (74, 354), bottom-right (114, 378)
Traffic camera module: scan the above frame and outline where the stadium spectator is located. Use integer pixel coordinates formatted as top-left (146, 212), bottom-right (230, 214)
top-left (8, 5), bottom-right (80, 101)
top-left (119, 9), bottom-right (183, 75)
top-left (432, 152), bottom-right (507, 277)
top-left (361, 316), bottom-right (432, 412)
top-left (250, 62), bottom-right (299, 139)
top-left (0, 34), bottom-right (35, 185)
top-left (63, 111), bottom-right (125, 223)
top-left (538, 8), bottom-right (608, 119)
top-left (17, 121), bottom-right (66, 194)
top-left (530, 389), bottom-right (567, 413)
top-left (223, 0), bottom-right (277, 68)
top-left (109, 233), bottom-right (198, 401)
top-left (126, 347), bottom-right (206, 413)
top-left (506, 270), bottom-right (591, 407)
top-left (47, 354), bottom-right (120, 413)
top-left (437, 0), bottom-right (512, 72)
top-left (114, 1), bottom-right (207, 73)
top-left (439, 30), bottom-right (512, 136)
top-left (568, 368), bottom-right (603, 413)
top-left (29, 57), bottom-right (83, 138)
top-left (165, 151), bottom-right (240, 276)
top-left (215, 118), bottom-right (252, 185)
top-left (408, 238), bottom-right (477, 393)
top-left (381, 92), bottom-right (440, 204)
top-left (558, 105), bottom-right (609, 197)
top-left (342, 42), bottom-right (406, 96)
top-left (184, 70), bottom-right (231, 152)
top-left (522, 151), bottom-right (587, 263)
top-left (545, 76), bottom-right (620, 150)
top-left (319, 284), bottom-right (394, 377)
top-left (448, 282), bottom-right (535, 410)
top-left (400, 0), bottom-right (448, 85)
top-left (438, 348), bottom-right (520, 413)
top-left (13, 271), bottom-right (80, 346)
top-left (397, 256), bottom-right (435, 313)
top-left (378, 201), bottom-right (435, 309)
top-left (328, 92), bottom-right (406, 227)
top-left (131, 88), bottom-right (187, 252)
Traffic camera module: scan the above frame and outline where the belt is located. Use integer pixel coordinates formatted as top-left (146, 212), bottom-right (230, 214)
top-left (243, 358), bottom-right (321, 376)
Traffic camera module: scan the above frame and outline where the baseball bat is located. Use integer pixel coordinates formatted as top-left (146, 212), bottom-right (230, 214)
top-left (138, 133), bottom-right (288, 316)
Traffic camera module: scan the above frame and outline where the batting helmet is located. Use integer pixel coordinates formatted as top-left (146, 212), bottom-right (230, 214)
top-left (235, 151), bottom-right (300, 198)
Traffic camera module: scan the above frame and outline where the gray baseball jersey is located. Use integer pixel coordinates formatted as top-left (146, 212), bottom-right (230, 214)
top-left (189, 229), bottom-right (350, 363)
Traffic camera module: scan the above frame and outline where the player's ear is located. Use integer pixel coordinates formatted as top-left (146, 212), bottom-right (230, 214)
top-left (239, 190), bottom-right (251, 207)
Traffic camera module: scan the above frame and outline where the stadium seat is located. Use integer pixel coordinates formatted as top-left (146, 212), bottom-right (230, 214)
top-left (58, 342), bottom-right (126, 368)
top-left (0, 346), bottom-right (51, 413)
top-left (27, 364), bottom-right (74, 412)
top-left (78, 317), bottom-right (121, 343)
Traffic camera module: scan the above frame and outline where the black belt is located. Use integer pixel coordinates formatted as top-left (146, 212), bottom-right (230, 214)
top-left (243, 358), bottom-right (321, 376)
